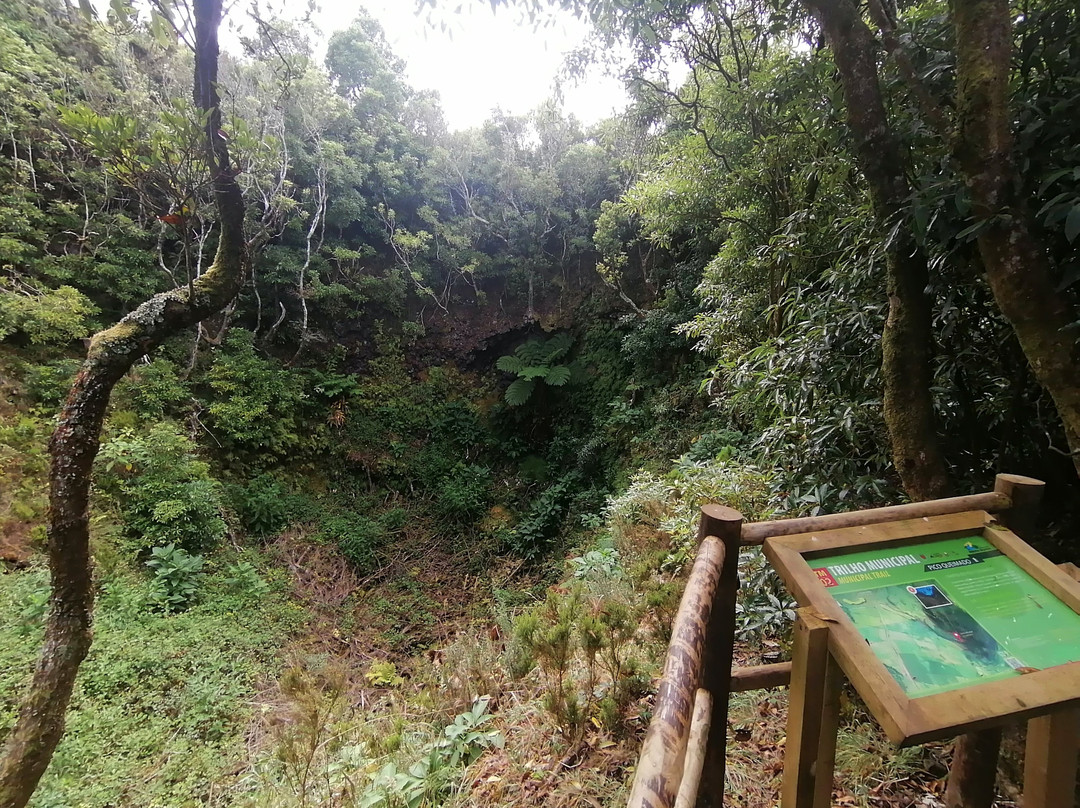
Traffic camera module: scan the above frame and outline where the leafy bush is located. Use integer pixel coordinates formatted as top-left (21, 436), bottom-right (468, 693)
top-left (229, 474), bottom-right (290, 537)
top-left (0, 282), bottom-right (97, 344)
top-left (504, 474), bottom-right (576, 560)
top-left (222, 560), bottom-right (270, 600)
top-left (512, 584), bottom-right (644, 737)
top-left (97, 423), bottom-right (226, 555)
top-left (114, 359), bottom-right (190, 420)
top-left (206, 330), bottom-right (308, 459)
top-left (146, 544), bottom-right (205, 612)
top-left (436, 463), bottom-right (492, 522)
top-left (319, 511), bottom-right (385, 569)
top-left (22, 358), bottom-right (82, 408)
top-left (569, 547), bottom-right (623, 580)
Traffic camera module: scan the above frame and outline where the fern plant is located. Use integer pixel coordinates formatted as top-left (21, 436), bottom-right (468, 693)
top-left (495, 333), bottom-right (574, 406)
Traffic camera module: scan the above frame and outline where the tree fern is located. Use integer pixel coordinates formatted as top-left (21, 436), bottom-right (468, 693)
top-left (496, 334), bottom-right (576, 405)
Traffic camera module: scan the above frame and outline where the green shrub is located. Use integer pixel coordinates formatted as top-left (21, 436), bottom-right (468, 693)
top-left (319, 511), bottom-right (385, 569)
top-left (22, 358), bottom-right (82, 408)
top-left (97, 423), bottom-right (226, 555)
top-left (505, 474), bottom-right (576, 560)
top-left (146, 544), bottom-right (205, 612)
top-left (114, 359), bottom-right (190, 420)
top-left (377, 507), bottom-right (408, 532)
top-left (206, 330), bottom-right (308, 459)
top-left (222, 560), bottom-right (270, 600)
top-left (229, 474), bottom-right (290, 537)
top-left (436, 463), bottom-right (492, 522)
top-left (0, 283), bottom-right (98, 344)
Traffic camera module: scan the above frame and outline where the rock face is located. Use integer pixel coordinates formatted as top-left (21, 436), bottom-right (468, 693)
top-left (341, 260), bottom-right (622, 373)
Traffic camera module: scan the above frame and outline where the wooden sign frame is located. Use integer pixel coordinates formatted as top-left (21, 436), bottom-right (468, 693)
top-left (764, 510), bottom-right (1080, 746)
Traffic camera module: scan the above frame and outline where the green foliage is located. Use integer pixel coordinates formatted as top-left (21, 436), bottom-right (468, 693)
top-left (359, 698), bottom-right (503, 808)
top-left (20, 357), bottom-right (81, 408)
top-left (496, 333), bottom-right (575, 406)
top-left (365, 660), bottom-right (405, 687)
top-left (504, 474), bottom-right (576, 560)
top-left (114, 359), bottom-right (190, 421)
top-left (569, 547), bottom-right (623, 580)
top-left (222, 560), bottom-right (271, 600)
top-left (436, 463), bottom-right (493, 522)
top-left (97, 423), bottom-right (226, 555)
top-left (146, 544), bottom-right (205, 612)
top-left (0, 543), bottom-right (299, 808)
top-left (318, 511), bottom-right (386, 570)
top-left (512, 582), bottom-right (644, 737)
top-left (0, 282), bottom-right (98, 345)
top-left (229, 474), bottom-right (291, 538)
top-left (206, 331), bottom-right (308, 460)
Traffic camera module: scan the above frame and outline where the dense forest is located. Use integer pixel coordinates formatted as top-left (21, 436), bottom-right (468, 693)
top-left (1, 0), bottom-right (1078, 806)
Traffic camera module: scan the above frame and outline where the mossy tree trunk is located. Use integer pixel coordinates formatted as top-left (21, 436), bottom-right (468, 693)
top-left (801, 0), bottom-right (951, 502)
top-left (946, 2), bottom-right (1080, 803)
top-left (952, 0), bottom-right (1080, 478)
top-left (0, 1), bottom-right (245, 805)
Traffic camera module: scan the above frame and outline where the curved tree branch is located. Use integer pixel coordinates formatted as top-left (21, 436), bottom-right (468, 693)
top-left (0, 1), bottom-right (246, 805)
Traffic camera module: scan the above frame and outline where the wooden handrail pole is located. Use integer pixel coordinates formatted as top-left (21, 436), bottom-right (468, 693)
top-left (945, 474), bottom-right (1045, 808)
top-left (675, 689), bottom-right (713, 808)
top-left (730, 662), bottom-right (792, 692)
top-left (740, 491), bottom-right (1010, 545)
top-left (626, 537), bottom-right (726, 808)
top-left (698, 504), bottom-right (744, 808)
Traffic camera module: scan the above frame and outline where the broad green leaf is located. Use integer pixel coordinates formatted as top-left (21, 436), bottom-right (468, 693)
top-left (504, 378), bottom-right (535, 406)
top-left (543, 332), bottom-right (573, 361)
top-left (1066, 205), bottom-right (1080, 244)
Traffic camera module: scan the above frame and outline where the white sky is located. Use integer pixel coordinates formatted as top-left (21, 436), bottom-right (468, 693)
top-left (93, 0), bottom-right (632, 131)
top-left (307, 0), bottom-right (630, 130)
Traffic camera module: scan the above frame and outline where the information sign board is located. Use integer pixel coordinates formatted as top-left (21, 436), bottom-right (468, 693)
top-left (764, 510), bottom-right (1080, 745)
top-left (813, 535), bottom-right (1080, 697)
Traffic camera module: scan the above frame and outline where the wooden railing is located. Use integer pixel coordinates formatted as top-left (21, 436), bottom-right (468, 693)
top-left (625, 473), bottom-right (1035, 808)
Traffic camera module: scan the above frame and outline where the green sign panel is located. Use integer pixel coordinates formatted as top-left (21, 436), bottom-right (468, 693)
top-left (813, 535), bottom-right (1080, 697)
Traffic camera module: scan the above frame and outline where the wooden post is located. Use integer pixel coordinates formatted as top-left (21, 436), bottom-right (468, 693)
top-left (993, 473), bottom-right (1044, 539)
top-left (698, 504), bottom-right (743, 808)
top-left (1023, 708), bottom-right (1079, 808)
top-left (945, 474), bottom-right (1045, 808)
top-left (780, 609), bottom-right (840, 808)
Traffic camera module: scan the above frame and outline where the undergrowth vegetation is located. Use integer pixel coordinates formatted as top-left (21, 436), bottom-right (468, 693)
top-left (4, 0), bottom-right (1080, 806)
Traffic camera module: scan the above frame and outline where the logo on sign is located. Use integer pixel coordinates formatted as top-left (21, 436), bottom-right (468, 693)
top-left (813, 567), bottom-right (837, 587)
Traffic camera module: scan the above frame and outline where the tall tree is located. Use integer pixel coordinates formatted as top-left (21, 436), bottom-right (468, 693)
top-left (952, 0), bottom-right (1080, 478)
top-left (799, 0), bottom-right (950, 502)
top-left (0, 1), bottom-right (245, 805)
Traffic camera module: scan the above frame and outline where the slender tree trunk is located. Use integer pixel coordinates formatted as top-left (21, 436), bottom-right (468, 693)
top-left (0, 1), bottom-right (245, 805)
top-left (952, 0), bottom-right (1080, 478)
top-left (800, 0), bottom-right (951, 501)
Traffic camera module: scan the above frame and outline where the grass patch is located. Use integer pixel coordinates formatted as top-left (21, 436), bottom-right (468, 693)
top-left (0, 550), bottom-right (305, 807)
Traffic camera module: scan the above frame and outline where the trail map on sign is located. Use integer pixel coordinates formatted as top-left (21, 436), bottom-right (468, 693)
top-left (813, 536), bottom-right (1080, 697)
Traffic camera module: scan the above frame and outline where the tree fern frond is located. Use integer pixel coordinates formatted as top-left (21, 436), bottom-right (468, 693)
top-left (504, 378), bottom-right (536, 406)
top-left (496, 355), bottom-right (524, 374)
